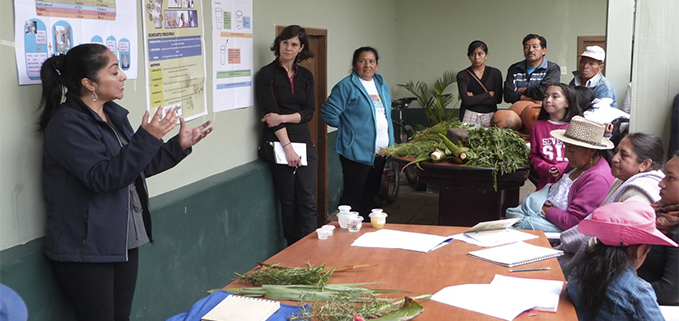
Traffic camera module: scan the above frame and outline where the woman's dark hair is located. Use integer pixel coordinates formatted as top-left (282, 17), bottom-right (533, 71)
top-left (573, 86), bottom-right (596, 112)
top-left (467, 40), bottom-right (488, 57)
top-left (38, 43), bottom-right (110, 131)
top-left (623, 132), bottom-right (664, 170)
top-left (537, 83), bottom-right (581, 122)
top-left (573, 242), bottom-right (643, 318)
top-left (352, 47), bottom-right (379, 66)
top-left (270, 25), bottom-right (313, 63)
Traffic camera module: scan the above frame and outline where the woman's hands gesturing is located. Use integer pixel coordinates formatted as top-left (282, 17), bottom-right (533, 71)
top-left (141, 106), bottom-right (213, 150)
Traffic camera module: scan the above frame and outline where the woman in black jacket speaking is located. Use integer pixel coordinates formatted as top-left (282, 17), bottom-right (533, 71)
top-left (38, 43), bottom-right (212, 321)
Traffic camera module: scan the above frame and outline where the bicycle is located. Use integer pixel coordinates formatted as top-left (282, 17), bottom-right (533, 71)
top-left (378, 97), bottom-right (418, 204)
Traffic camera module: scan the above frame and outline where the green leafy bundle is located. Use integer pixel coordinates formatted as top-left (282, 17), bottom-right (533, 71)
top-left (462, 127), bottom-right (530, 189)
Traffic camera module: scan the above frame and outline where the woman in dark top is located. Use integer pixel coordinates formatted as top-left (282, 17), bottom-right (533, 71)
top-left (456, 40), bottom-right (503, 126)
top-left (256, 25), bottom-right (318, 246)
top-left (39, 43), bottom-right (212, 320)
top-left (638, 151), bottom-right (679, 305)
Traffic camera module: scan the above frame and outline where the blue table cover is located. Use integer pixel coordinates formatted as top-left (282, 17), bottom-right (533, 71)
top-left (166, 290), bottom-right (309, 321)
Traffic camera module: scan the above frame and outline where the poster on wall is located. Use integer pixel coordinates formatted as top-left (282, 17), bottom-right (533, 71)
top-left (13, 0), bottom-right (138, 85)
top-left (212, 0), bottom-right (254, 112)
top-left (141, 0), bottom-right (208, 121)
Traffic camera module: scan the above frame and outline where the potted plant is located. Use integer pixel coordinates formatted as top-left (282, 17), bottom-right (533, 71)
top-left (398, 70), bottom-right (458, 127)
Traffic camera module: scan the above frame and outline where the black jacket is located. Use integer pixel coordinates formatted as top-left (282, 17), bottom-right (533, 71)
top-left (43, 92), bottom-right (189, 262)
top-left (503, 58), bottom-right (561, 104)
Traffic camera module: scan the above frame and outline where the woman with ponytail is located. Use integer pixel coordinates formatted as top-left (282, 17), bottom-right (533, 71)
top-left (39, 44), bottom-right (212, 320)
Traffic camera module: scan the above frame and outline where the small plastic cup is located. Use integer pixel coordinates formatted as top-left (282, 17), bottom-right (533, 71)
top-left (338, 205), bottom-right (352, 213)
top-left (316, 228), bottom-right (330, 240)
top-left (338, 211), bottom-right (359, 228)
top-left (369, 212), bottom-right (388, 229)
top-left (347, 216), bottom-right (364, 232)
top-left (321, 225), bottom-right (336, 236)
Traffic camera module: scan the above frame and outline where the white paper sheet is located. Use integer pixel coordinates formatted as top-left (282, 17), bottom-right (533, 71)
top-left (432, 274), bottom-right (564, 320)
top-left (490, 274), bottom-right (563, 312)
top-left (452, 229), bottom-right (538, 247)
top-left (273, 142), bottom-right (307, 166)
top-left (350, 229), bottom-right (451, 252)
top-left (432, 284), bottom-right (536, 321)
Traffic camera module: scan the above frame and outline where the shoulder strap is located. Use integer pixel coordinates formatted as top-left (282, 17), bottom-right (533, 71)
top-left (465, 69), bottom-right (488, 93)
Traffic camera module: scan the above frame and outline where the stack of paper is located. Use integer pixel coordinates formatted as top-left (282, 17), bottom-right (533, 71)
top-left (452, 218), bottom-right (538, 247)
top-left (431, 274), bottom-right (564, 320)
top-left (351, 229), bottom-right (452, 252)
top-left (468, 241), bottom-right (563, 267)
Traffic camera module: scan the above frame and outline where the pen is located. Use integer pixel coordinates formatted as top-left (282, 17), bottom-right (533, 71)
top-left (509, 267), bottom-right (551, 272)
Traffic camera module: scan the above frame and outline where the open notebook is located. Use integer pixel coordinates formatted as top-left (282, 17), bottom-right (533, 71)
top-left (468, 241), bottom-right (563, 267)
top-left (201, 294), bottom-right (280, 321)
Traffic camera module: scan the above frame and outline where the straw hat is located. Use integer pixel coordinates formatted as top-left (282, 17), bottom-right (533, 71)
top-left (550, 116), bottom-right (614, 150)
top-left (579, 201), bottom-right (679, 247)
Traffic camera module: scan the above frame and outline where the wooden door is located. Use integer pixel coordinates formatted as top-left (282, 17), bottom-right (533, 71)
top-left (276, 26), bottom-right (328, 227)
top-left (577, 35), bottom-right (607, 75)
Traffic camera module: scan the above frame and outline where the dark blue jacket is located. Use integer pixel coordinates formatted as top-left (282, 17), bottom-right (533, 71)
top-left (42, 92), bottom-right (189, 262)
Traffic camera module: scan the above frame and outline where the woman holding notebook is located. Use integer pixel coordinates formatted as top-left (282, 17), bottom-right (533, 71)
top-left (257, 25), bottom-right (318, 245)
top-left (567, 201), bottom-right (678, 320)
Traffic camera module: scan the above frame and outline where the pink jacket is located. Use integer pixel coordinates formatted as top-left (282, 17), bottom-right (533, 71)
top-left (545, 156), bottom-right (614, 230)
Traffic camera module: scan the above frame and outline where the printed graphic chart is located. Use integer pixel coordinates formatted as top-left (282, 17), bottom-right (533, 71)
top-left (36, 0), bottom-right (117, 20)
top-left (212, 0), bottom-right (254, 112)
top-left (14, 0), bottom-right (138, 85)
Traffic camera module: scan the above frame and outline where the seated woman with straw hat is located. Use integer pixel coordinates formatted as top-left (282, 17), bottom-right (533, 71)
top-left (567, 201), bottom-right (678, 320)
top-left (507, 116), bottom-right (615, 232)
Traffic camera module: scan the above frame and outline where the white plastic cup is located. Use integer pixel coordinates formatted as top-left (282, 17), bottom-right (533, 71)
top-left (316, 228), bottom-right (330, 240)
top-left (338, 211), bottom-right (359, 228)
top-left (338, 205), bottom-right (351, 213)
top-left (347, 216), bottom-right (364, 232)
top-left (369, 212), bottom-right (388, 229)
top-left (321, 225), bottom-right (336, 236)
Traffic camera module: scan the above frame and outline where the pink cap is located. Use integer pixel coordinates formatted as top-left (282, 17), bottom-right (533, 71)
top-left (579, 201), bottom-right (678, 247)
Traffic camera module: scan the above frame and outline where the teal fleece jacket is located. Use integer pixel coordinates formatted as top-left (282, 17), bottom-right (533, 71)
top-left (322, 72), bottom-right (393, 165)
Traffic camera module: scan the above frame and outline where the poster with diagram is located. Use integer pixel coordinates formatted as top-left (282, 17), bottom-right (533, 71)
top-left (212, 0), bottom-right (253, 112)
top-left (141, 0), bottom-right (208, 121)
top-left (13, 0), bottom-right (138, 85)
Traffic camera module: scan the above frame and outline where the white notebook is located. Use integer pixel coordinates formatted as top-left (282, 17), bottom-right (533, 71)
top-left (468, 241), bottom-right (563, 267)
top-left (273, 142), bottom-right (307, 166)
top-left (201, 295), bottom-right (280, 321)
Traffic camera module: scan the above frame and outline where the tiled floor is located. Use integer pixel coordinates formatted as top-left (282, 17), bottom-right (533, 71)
top-left (382, 174), bottom-right (536, 226)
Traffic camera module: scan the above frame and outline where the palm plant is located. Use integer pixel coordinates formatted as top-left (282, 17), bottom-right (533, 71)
top-left (398, 70), bottom-right (458, 127)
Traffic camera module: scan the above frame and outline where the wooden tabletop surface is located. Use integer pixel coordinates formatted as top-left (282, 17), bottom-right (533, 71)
top-left (226, 223), bottom-right (576, 320)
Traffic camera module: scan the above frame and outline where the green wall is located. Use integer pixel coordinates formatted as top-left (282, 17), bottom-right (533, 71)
top-left (1, 161), bottom-right (285, 320)
top-left (0, 132), bottom-right (343, 320)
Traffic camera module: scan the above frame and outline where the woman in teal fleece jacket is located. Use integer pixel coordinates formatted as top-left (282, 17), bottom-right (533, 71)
top-left (322, 47), bottom-right (393, 217)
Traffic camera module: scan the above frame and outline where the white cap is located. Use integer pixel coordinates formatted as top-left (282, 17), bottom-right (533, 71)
top-left (579, 46), bottom-right (605, 62)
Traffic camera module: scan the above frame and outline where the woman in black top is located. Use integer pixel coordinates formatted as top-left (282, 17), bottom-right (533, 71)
top-left (256, 25), bottom-right (318, 245)
top-left (456, 40), bottom-right (503, 126)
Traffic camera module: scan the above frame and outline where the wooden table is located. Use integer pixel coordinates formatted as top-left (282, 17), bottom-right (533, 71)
top-left (412, 160), bottom-right (529, 227)
top-left (226, 223), bottom-right (576, 320)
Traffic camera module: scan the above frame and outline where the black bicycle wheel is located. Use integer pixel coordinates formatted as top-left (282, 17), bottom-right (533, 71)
top-left (380, 159), bottom-right (400, 204)
top-left (404, 165), bottom-right (419, 185)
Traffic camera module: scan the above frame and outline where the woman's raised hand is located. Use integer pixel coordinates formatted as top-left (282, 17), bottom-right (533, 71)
top-left (142, 106), bottom-right (178, 139)
top-left (179, 118), bottom-right (213, 150)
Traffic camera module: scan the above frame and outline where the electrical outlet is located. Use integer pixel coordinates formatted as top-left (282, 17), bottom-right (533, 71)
top-left (560, 66), bottom-right (568, 76)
